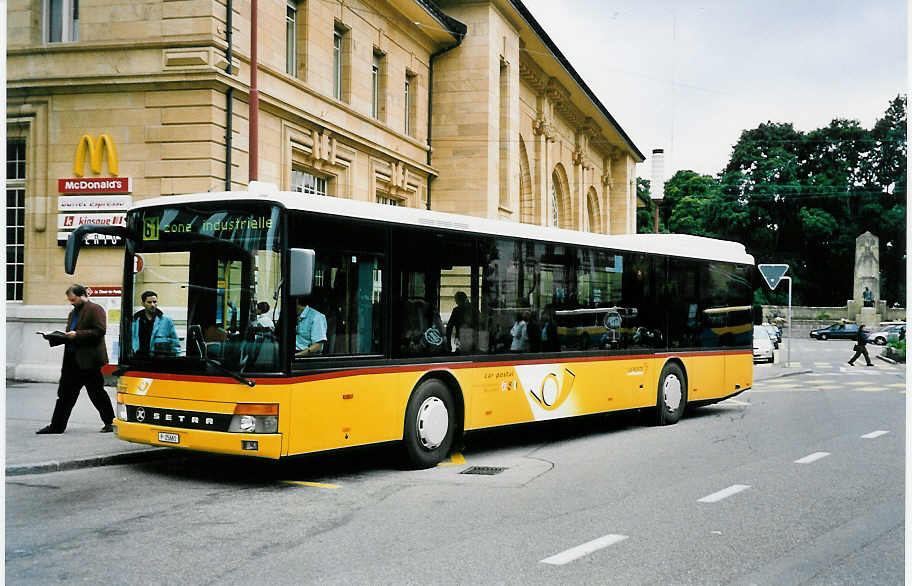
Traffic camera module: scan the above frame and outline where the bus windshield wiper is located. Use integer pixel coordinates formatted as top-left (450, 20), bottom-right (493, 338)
top-left (200, 356), bottom-right (256, 387)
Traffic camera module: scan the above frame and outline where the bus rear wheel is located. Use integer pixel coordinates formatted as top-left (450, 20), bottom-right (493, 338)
top-left (403, 379), bottom-right (457, 469)
top-left (655, 363), bottom-right (687, 425)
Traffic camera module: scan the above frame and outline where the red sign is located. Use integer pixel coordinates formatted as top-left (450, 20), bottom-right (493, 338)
top-left (134, 254), bottom-right (144, 274)
top-left (58, 177), bottom-right (133, 194)
top-left (86, 286), bottom-right (122, 297)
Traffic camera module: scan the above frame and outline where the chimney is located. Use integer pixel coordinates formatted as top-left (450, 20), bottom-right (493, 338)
top-left (650, 149), bottom-right (665, 201)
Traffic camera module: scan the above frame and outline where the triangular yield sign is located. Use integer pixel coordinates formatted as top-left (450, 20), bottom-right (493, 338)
top-left (758, 264), bottom-right (789, 290)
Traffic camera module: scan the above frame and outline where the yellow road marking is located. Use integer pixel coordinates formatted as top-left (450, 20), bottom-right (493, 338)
top-left (284, 481), bottom-right (340, 489)
top-left (809, 380), bottom-right (835, 384)
top-left (816, 385), bottom-right (840, 390)
top-left (814, 362), bottom-right (832, 367)
top-left (854, 388), bottom-right (886, 392)
top-left (843, 381), bottom-right (868, 386)
top-left (885, 383), bottom-right (906, 388)
top-left (438, 452), bottom-right (466, 466)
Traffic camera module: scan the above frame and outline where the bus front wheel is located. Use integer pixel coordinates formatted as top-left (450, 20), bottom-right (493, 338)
top-left (655, 363), bottom-right (687, 425)
top-left (403, 379), bottom-right (457, 469)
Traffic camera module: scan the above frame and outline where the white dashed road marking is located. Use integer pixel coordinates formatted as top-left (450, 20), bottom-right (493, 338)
top-left (861, 430), bottom-right (890, 439)
top-left (794, 452), bottom-right (830, 464)
top-left (698, 484), bottom-right (751, 503)
top-left (540, 534), bottom-right (628, 565)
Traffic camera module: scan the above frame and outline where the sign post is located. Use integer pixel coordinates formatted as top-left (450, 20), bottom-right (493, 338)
top-left (758, 264), bottom-right (791, 367)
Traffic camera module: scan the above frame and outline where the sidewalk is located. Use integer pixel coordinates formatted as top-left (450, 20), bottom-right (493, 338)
top-left (5, 380), bottom-right (173, 476)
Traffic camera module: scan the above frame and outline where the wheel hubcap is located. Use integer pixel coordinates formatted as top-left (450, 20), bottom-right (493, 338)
top-left (416, 397), bottom-right (449, 449)
top-left (663, 374), bottom-right (682, 411)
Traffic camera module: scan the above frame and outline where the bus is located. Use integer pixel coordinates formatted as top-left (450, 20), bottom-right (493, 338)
top-left (65, 182), bottom-right (755, 469)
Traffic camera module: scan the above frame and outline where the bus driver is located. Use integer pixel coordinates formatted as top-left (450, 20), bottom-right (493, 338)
top-left (295, 295), bottom-right (327, 357)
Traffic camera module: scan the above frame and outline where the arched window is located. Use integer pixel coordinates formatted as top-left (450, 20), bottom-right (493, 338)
top-left (518, 136), bottom-right (533, 224)
top-left (586, 187), bottom-right (600, 233)
top-left (551, 164), bottom-right (570, 229)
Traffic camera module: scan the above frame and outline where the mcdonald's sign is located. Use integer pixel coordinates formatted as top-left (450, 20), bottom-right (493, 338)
top-left (58, 134), bottom-right (132, 194)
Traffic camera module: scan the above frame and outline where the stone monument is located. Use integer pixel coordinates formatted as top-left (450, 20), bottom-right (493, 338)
top-left (847, 231), bottom-right (886, 326)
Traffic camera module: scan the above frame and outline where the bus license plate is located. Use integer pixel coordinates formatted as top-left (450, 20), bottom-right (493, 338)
top-left (158, 432), bottom-right (180, 444)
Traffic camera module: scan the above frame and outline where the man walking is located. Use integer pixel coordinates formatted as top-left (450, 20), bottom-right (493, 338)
top-left (37, 285), bottom-right (115, 434)
top-left (847, 323), bottom-right (874, 367)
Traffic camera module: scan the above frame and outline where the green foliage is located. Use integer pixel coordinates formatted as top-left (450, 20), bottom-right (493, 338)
top-left (885, 339), bottom-right (905, 362)
top-left (816, 312), bottom-right (831, 320)
top-left (652, 95), bottom-right (906, 307)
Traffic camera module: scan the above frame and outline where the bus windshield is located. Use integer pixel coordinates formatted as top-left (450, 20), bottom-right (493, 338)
top-left (126, 203), bottom-right (283, 374)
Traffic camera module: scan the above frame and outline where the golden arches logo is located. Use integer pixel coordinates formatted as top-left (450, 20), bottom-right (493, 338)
top-left (74, 134), bottom-right (119, 177)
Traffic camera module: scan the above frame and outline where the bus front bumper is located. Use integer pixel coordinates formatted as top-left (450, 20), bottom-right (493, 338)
top-left (114, 420), bottom-right (283, 459)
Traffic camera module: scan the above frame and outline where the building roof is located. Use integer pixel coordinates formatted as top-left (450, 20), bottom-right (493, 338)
top-left (507, 0), bottom-right (645, 162)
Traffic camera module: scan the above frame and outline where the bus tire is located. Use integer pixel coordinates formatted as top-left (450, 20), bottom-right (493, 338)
top-left (655, 362), bottom-right (687, 425)
top-left (402, 379), bottom-right (457, 469)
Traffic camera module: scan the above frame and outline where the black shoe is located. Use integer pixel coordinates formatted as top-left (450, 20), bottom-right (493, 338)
top-left (847, 361), bottom-right (854, 366)
top-left (36, 425), bottom-right (64, 434)
top-left (866, 363), bottom-right (874, 367)
top-left (100, 424), bottom-right (114, 433)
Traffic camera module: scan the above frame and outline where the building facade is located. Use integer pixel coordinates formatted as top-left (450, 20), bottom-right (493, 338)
top-left (6, 0), bottom-right (643, 380)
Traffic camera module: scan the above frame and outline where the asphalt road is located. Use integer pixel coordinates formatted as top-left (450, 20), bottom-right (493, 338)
top-left (6, 338), bottom-right (906, 585)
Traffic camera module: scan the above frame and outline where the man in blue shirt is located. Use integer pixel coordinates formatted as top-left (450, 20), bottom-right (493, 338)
top-left (295, 295), bottom-right (327, 357)
top-left (131, 290), bottom-right (181, 357)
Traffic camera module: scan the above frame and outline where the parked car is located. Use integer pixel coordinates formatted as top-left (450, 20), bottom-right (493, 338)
top-left (762, 324), bottom-right (780, 348)
top-left (809, 323), bottom-right (859, 340)
top-left (867, 324), bottom-right (906, 345)
top-left (753, 325), bottom-right (774, 363)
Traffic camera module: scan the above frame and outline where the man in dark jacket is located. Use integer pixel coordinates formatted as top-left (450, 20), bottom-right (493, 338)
top-left (36, 285), bottom-right (115, 433)
top-left (847, 323), bottom-right (874, 367)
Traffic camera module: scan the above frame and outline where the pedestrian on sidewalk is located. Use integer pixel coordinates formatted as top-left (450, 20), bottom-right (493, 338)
top-left (847, 323), bottom-right (874, 367)
top-left (36, 284), bottom-right (115, 434)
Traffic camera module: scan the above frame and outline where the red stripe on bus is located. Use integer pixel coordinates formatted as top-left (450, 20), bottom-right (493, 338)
top-left (112, 349), bottom-right (751, 386)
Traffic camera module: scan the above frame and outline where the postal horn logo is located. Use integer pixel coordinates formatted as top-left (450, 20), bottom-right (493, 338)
top-left (74, 134), bottom-right (119, 177)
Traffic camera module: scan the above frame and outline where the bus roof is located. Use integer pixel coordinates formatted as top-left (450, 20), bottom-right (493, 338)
top-left (132, 185), bottom-right (755, 265)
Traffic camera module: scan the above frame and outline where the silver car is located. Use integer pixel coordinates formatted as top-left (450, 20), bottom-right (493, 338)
top-left (753, 325), bottom-right (774, 363)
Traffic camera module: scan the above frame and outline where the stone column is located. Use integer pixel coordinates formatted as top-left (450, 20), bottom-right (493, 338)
top-left (852, 231), bottom-right (881, 326)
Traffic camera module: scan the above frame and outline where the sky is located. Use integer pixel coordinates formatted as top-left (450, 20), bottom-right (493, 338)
top-left (520, 0), bottom-right (908, 180)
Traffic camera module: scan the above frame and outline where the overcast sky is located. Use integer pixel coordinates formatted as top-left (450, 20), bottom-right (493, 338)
top-left (520, 0), bottom-right (908, 180)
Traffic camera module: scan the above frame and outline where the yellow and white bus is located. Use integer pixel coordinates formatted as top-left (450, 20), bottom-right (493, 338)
top-left (66, 183), bottom-right (755, 468)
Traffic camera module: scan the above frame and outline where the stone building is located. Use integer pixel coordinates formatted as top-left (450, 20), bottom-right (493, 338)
top-left (6, 0), bottom-right (643, 380)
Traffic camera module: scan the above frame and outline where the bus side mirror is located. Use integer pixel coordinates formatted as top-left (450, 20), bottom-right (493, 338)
top-left (65, 224), bottom-right (130, 274)
top-left (290, 248), bottom-right (315, 296)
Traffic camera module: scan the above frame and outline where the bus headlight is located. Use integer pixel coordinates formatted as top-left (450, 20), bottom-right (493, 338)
top-left (116, 394), bottom-right (128, 421)
top-left (228, 404), bottom-right (278, 433)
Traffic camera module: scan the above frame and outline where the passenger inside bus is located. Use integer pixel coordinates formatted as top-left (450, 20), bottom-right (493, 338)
top-left (446, 291), bottom-right (479, 353)
top-left (295, 294), bottom-right (328, 357)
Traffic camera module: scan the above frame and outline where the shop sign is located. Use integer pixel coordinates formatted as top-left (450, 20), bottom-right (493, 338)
top-left (58, 134), bottom-right (132, 194)
top-left (57, 232), bottom-right (123, 247)
top-left (58, 177), bottom-right (132, 194)
top-left (57, 213), bottom-right (126, 230)
top-left (58, 195), bottom-right (132, 212)
top-left (85, 286), bottom-right (122, 297)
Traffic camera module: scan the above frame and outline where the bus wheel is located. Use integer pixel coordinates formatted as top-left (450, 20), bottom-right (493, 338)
top-left (403, 379), bottom-right (457, 469)
top-left (656, 363), bottom-right (687, 425)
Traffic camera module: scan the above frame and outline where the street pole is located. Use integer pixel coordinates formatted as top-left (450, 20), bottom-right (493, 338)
top-left (781, 276), bottom-right (792, 367)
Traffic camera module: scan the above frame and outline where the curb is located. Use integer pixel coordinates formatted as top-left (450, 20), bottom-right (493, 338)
top-left (6, 448), bottom-right (178, 477)
top-left (876, 354), bottom-right (901, 365)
